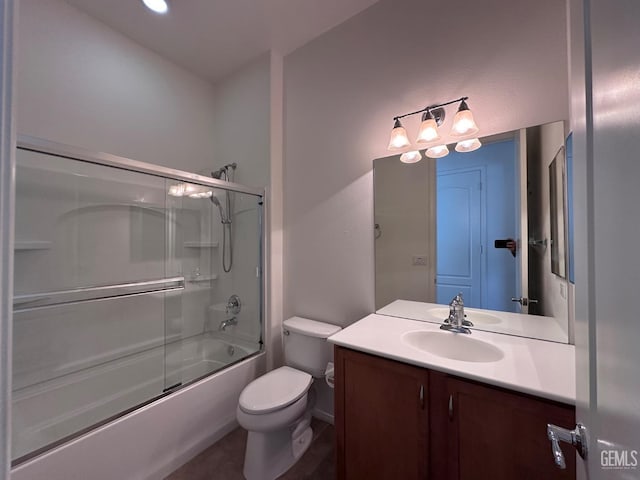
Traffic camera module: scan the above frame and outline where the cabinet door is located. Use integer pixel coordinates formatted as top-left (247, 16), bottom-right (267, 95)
top-left (335, 347), bottom-right (430, 480)
top-left (439, 374), bottom-right (576, 480)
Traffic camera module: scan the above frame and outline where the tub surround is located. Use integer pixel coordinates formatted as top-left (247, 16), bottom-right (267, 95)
top-left (378, 300), bottom-right (569, 344)
top-left (328, 313), bottom-right (575, 404)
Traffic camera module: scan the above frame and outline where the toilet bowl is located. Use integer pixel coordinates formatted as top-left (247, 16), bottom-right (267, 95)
top-left (236, 317), bottom-right (341, 480)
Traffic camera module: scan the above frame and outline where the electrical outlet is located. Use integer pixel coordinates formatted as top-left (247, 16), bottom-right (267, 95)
top-left (412, 255), bottom-right (428, 266)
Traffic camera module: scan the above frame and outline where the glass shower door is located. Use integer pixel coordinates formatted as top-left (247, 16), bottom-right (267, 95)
top-left (12, 139), bottom-right (264, 463)
top-left (12, 149), bottom-right (177, 461)
top-left (165, 183), bottom-right (263, 387)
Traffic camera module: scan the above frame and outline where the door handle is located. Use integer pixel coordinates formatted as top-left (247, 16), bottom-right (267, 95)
top-left (547, 423), bottom-right (588, 469)
top-left (511, 297), bottom-right (539, 306)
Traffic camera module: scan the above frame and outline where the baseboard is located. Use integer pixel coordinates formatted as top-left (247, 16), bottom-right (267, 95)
top-left (312, 408), bottom-right (334, 425)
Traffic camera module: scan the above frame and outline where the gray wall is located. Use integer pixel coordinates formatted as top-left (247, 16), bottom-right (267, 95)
top-left (283, 0), bottom-right (569, 327)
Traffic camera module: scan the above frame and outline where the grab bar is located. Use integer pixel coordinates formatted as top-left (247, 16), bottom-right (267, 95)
top-left (13, 276), bottom-right (185, 312)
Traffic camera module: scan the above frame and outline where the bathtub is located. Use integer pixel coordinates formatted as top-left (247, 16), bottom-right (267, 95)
top-left (12, 333), bottom-right (261, 462)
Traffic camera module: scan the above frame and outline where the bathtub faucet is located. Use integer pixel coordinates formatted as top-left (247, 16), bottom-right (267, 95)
top-left (219, 317), bottom-right (237, 331)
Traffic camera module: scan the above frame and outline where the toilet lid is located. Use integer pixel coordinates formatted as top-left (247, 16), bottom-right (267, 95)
top-left (239, 366), bottom-right (312, 414)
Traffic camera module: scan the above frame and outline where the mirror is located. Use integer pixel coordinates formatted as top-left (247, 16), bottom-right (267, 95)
top-left (549, 146), bottom-right (567, 277)
top-left (374, 120), bottom-right (571, 343)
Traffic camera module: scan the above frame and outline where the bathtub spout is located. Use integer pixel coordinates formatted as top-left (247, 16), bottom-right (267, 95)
top-left (219, 317), bottom-right (238, 331)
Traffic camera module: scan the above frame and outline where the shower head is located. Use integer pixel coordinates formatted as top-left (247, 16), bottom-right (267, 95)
top-left (210, 192), bottom-right (229, 224)
top-left (211, 163), bottom-right (237, 179)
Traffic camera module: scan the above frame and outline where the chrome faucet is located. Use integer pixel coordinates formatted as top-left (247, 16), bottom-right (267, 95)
top-left (440, 293), bottom-right (471, 334)
top-left (219, 316), bottom-right (237, 331)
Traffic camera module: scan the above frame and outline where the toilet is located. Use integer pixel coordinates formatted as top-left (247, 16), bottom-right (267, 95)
top-left (236, 316), bottom-right (341, 480)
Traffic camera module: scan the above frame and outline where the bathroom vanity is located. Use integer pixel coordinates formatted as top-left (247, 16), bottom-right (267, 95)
top-left (329, 314), bottom-right (576, 480)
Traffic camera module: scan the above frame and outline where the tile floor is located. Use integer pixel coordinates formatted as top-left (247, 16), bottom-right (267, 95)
top-left (165, 419), bottom-right (335, 480)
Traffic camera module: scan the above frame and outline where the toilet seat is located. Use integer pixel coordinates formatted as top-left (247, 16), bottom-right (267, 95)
top-left (239, 366), bottom-right (312, 414)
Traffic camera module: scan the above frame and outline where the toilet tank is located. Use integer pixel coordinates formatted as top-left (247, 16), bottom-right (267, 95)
top-left (283, 317), bottom-right (341, 377)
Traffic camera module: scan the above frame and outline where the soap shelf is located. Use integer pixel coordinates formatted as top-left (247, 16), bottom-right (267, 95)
top-left (183, 241), bottom-right (219, 248)
top-left (187, 274), bottom-right (218, 284)
top-left (14, 241), bottom-right (52, 251)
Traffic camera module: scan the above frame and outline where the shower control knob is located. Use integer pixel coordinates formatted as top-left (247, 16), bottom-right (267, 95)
top-left (226, 294), bottom-right (241, 315)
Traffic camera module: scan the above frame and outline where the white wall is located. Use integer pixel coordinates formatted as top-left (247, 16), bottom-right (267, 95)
top-left (283, 0), bottom-right (569, 327)
top-left (211, 54), bottom-right (271, 187)
top-left (17, 0), bottom-right (217, 172)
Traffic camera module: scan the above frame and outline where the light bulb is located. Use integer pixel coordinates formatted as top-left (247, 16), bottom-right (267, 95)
top-left (399, 150), bottom-right (422, 164)
top-left (168, 184), bottom-right (186, 197)
top-left (387, 118), bottom-right (411, 150)
top-left (455, 138), bottom-right (482, 153)
top-left (187, 187), bottom-right (214, 199)
top-left (416, 111), bottom-right (440, 144)
top-left (450, 100), bottom-right (479, 137)
top-left (425, 144), bottom-right (450, 159)
top-left (142, 0), bottom-right (169, 14)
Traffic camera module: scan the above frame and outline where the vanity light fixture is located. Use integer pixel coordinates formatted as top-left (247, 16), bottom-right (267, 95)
top-left (387, 119), bottom-right (411, 150)
top-left (450, 99), bottom-right (479, 137)
top-left (142, 0), bottom-right (169, 14)
top-left (425, 144), bottom-right (450, 159)
top-left (416, 108), bottom-right (443, 144)
top-left (455, 137), bottom-right (482, 153)
top-left (399, 150), bottom-right (423, 163)
top-left (387, 97), bottom-right (480, 160)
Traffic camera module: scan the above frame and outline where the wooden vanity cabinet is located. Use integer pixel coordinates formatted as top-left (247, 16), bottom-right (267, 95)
top-left (335, 346), bottom-right (576, 480)
top-left (335, 346), bottom-right (429, 480)
top-left (429, 371), bottom-right (576, 480)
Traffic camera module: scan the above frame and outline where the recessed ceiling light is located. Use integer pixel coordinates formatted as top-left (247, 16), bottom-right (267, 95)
top-left (142, 0), bottom-right (169, 14)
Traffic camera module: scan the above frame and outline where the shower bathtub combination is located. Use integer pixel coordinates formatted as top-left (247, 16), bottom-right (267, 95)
top-left (11, 137), bottom-right (264, 463)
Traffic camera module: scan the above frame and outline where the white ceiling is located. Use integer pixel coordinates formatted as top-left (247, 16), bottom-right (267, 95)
top-left (63, 0), bottom-right (380, 82)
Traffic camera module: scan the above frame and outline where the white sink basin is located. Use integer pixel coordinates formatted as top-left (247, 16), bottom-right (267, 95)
top-left (427, 307), bottom-right (502, 326)
top-left (402, 330), bottom-right (505, 363)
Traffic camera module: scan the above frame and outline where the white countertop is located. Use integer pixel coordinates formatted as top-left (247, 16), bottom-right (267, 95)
top-left (328, 313), bottom-right (576, 405)
top-left (377, 300), bottom-right (569, 344)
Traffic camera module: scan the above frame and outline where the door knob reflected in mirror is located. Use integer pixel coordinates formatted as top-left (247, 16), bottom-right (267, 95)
top-left (511, 297), bottom-right (539, 307)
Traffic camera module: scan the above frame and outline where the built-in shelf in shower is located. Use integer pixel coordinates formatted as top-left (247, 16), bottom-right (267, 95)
top-left (187, 274), bottom-right (218, 284)
top-left (14, 240), bottom-right (52, 251)
top-left (183, 241), bottom-right (219, 248)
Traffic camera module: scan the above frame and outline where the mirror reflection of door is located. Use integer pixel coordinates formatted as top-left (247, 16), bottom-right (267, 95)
top-left (436, 138), bottom-right (517, 312)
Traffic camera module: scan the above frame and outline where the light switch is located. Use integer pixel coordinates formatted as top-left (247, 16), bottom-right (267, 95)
top-left (412, 255), bottom-right (428, 266)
